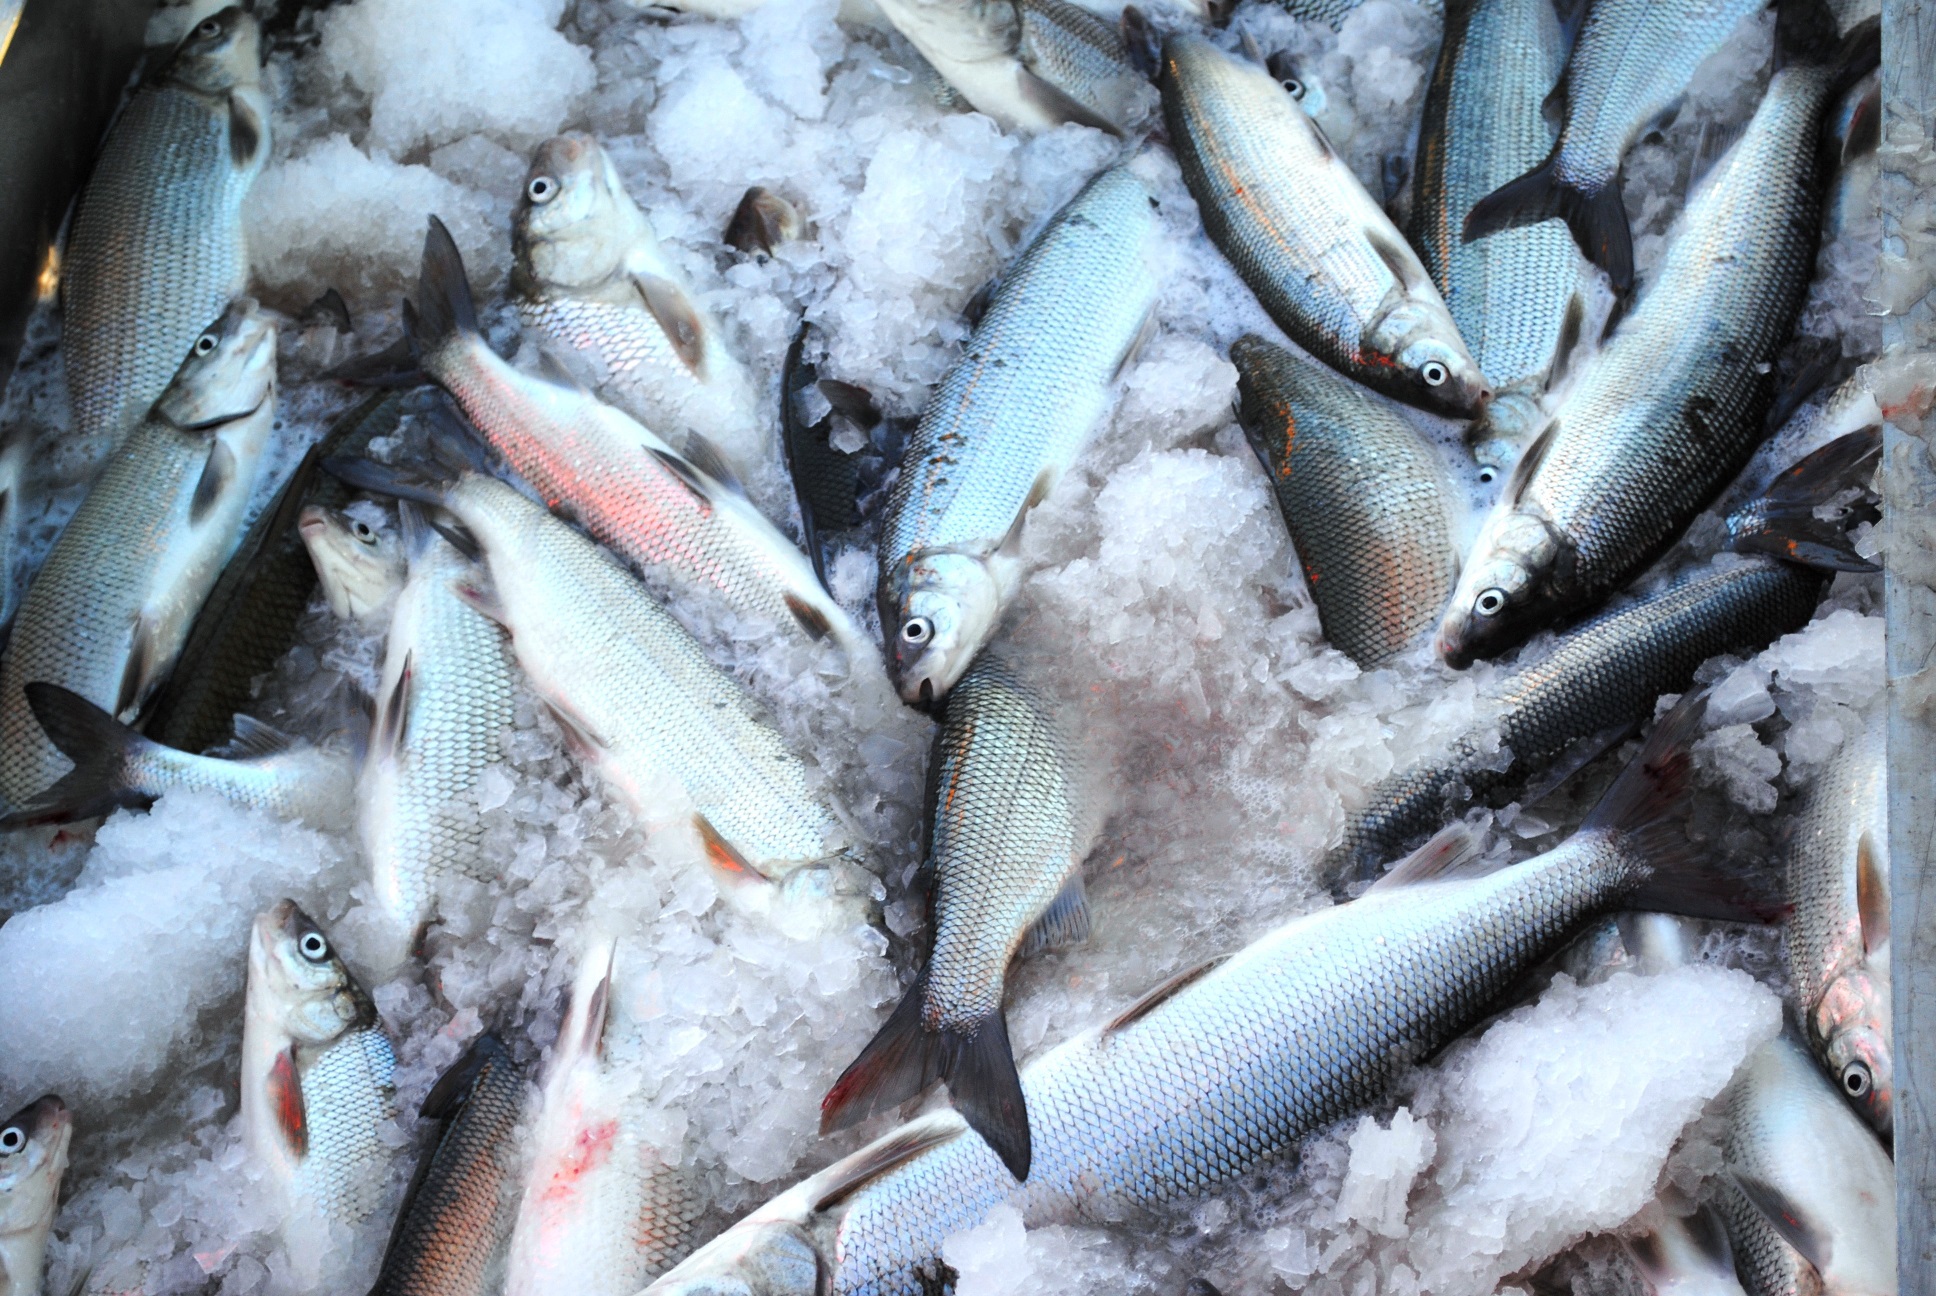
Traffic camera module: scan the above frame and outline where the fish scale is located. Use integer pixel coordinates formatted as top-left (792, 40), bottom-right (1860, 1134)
top-left (296, 1025), bottom-right (399, 1227)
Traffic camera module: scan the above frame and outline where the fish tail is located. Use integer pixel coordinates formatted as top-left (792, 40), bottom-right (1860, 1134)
top-left (821, 979), bottom-right (1032, 1181)
top-left (0, 684), bottom-right (156, 826)
top-left (320, 454), bottom-right (449, 509)
top-left (408, 216), bottom-right (482, 366)
top-left (1463, 152), bottom-right (1634, 294)
top-left (1725, 428), bottom-right (1880, 573)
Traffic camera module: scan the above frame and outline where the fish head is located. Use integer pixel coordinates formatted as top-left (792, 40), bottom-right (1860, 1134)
top-left (166, 6), bottom-right (262, 96)
top-left (881, 551), bottom-right (1002, 707)
top-left (1464, 391), bottom-right (1545, 485)
top-left (639, 1215), bottom-right (822, 1296)
top-left (153, 299), bottom-right (277, 430)
top-left (0, 1095), bottom-right (69, 1232)
top-left (1371, 301), bottom-right (1491, 419)
top-left (247, 900), bottom-right (374, 1049)
top-left (1436, 508), bottom-right (1562, 668)
top-left (298, 505), bottom-right (404, 621)
top-left (514, 133), bottom-right (647, 293)
top-left (1816, 961), bottom-right (1893, 1140)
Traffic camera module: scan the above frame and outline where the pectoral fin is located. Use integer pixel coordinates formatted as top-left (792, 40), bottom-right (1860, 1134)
top-left (634, 275), bottom-right (707, 376)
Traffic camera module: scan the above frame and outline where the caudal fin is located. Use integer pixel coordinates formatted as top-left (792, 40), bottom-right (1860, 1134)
top-left (1464, 153), bottom-right (1635, 294)
top-left (406, 216), bottom-right (481, 365)
top-left (821, 980), bottom-right (1031, 1181)
top-left (1725, 428), bottom-right (1881, 572)
top-left (1, 684), bottom-right (154, 826)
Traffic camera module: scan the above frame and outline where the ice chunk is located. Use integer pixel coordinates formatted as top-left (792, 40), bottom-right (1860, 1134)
top-left (1334, 1109), bottom-right (1435, 1238)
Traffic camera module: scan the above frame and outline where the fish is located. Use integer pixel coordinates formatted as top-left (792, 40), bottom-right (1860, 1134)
top-left (241, 899), bottom-right (399, 1236)
top-left (0, 299), bottom-right (278, 811)
top-left (504, 937), bottom-right (702, 1296)
top-left (877, 162), bottom-right (1161, 706)
top-left (870, 0), bottom-right (1153, 136)
top-left (1159, 34), bottom-right (1489, 419)
top-left (1408, 0), bottom-right (1595, 478)
top-left (643, 695), bottom-right (1754, 1290)
top-left (1230, 333), bottom-right (1462, 667)
top-left (511, 133), bottom-right (767, 486)
top-left (141, 391), bottom-right (407, 756)
top-left (299, 504), bottom-right (407, 622)
top-left (1327, 429), bottom-right (1880, 886)
top-left (0, 1096), bottom-right (70, 1296)
top-left (0, 433), bottom-right (29, 641)
top-left (410, 217), bottom-right (872, 671)
top-left (60, 7), bottom-right (269, 452)
top-left (1714, 1032), bottom-right (1895, 1296)
top-left (1437, 38), bottom-right (1877, 669)
top-left (359, 505), bottom-right (518, 959)
top-left (780, 329), bottom-right (899, 590)
top-left (822, 653), bottom-right (1100, 1180)
top-left (724, 187), bottom-right (804, 258)
top-left (1784, 707), bottom-right (1890, 1143)
top-left (1462, 0), bottom-right (1765, 292)
top-left (0, 683), bottom-right (352, 827)
top-left (368, 1034), bottom-right (525, 1296)
top-left (328, 451), bottom-right (881, 937)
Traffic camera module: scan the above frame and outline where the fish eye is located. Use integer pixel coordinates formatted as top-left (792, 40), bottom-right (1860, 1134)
top-left (527, 175), bottom-right (559, 204)
top-left (1842, 1060), bottom-right (1873, 1098)
top-left (1281, 77), bottom-right (1305, 99)
top-left (195, 17), bottom-right (221, 38)
top-left (1422, 361), bottom-right (1449, 387)
top-left (298, 931), bottom-right (329, 963)
top-left (1477, 466), bottom-right (1497, 484)
top-left (194, 332), bottom-right (219, 356)
top-left (351, 520), bottom-right (374, 542)
top-left (900, 616), bottom-right (933, 646)
top-left (0, 1126), bottom-right (22, 1155)
top-left (1475, 588), bottom-right (1508, 617)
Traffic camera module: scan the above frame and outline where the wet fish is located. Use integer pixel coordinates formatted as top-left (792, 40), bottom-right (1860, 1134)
top-left (359, 506), bottom-right (517, 958)
top-left (511, 134), bottom-right (766, 484)
top-left (142, 391), bottom-right (406, 756)
top-left (411, 218), bottom-right (871, 670)
top-left (872, 0), bottom-right (1153, 135)
top-left (1438, 44), bottom-right (1875, 669)
top-left (1409, 0), bottom-right (1594, 477)
top-left (330, 454), bottom-right (880, 937)
top-left (1230, 333), bottom-right (1461, 667)
top-left (505, 937), bottom-right (702, 1296)
top-left (241, 899), bottom-right (398, 1235)
top-left (1159, 34), bottom-right (1488, 418)
top-left (0, 1096), bottom-right (69, 1296)
top-left (1329, 429), bottom-right (1880, 886)
top-left (878, 162), bottom-right (1161, 706)
top-left (822, 653), bottom-right (1100, 1180)
top-left (61, 7), bottom-right (269, 451)
top-left (300, 504), bottom-right (406, 622)
top-left (0, 300), bottom-right (277, 811)
top-left (644, 697), bottom-right (1746, 1291)
top-left (1785, 708), bottom-right (1890, 1142)
top-left (780, 330), bottom-right (894, 589)
top-left (1714, 1032), bottom-right (1895, 1296)
top-left (369, 1034), bottom-right (524, 1296)
top-left (1463, 0), bottom-right (1764, 292)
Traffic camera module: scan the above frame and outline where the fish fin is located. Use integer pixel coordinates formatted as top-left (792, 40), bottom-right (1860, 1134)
top-left (962, 276), bottom-right (999, 329)
top-left (408, 216), bottom-right (481, 363)
top-left (214, 714), bottom-right (298, 761)
top-left (1544, 290), bottom-right (1589, 391)
top-left (1120, 7), bottom-right (1160, 80)
top-left (323, 337), bottom-right (423, 389)
top-left (806, 1112), bottom-right (965, 1213)
top-left (1103, 955), bottom-right (1231, 1036)
top-left (1856, 831), bottom-right (1889, 955)
top-left (1366, 228), bottom-right (1428, 295)
top-left (320, 455), bottom-right (449, 509)
top-left (1520, 721), bottom-right (1640, 807)
top-left (1464, 153), bottom-right (1634, 294)
top-left (1014, 67), bottom-right (1123, 136)
top-left (373, 652), bottom-right (413, 761)
top-left (1687, 118), bottom-right (1748, 197)
top-left (1020, 873), bottom-right (1091, 955)
top-left (1626, 1204), bottom-right (1735, 1284)
top-left (632, 275), bottom-right (707, 376)
top-left (1827, 18), bottom-right (1881, 102)
top-left (694, 812), bottom-right (765, 881)
top-left (1368, 824), bottom-right (1487, 890)
top-left (543, 699), bottom-right (606, 759)
top-left (647, 447), bottom-right (716, 511)
top-left (302, 288), bottom-right (354, 334)
top-left (1724, 428), bottom-right (1881, 573)
top-left (270, 1047), bottom-right (308, 1158)
top-left (419, 1033), bottom-right (506, 1119)
top-left (227, 92), bottom-right (265, 169)
top-left (995, 470), bottom-right (1055, 561)
top-left (1774, 0), bottom-right (1842, 67)
top-left (723, 186), bottom-right (801, 257)
top-left (1502, 417), bottom-right (1559, 506)
top-left (821, 982), bottom-right (943, 1131)
top-left (430, 517), bottom-right (483, 564)
top-left (1113, 308), bottom-right (1159, 381)
top-left (190, 439), bottom-right (237, 526)
top-left (558, 936), bottom-right (617, 1067)
top-left (396, 498), bottom-right (432, 560)
top-left (116, 615), bottom-right (166, 721)
top-left (783, 593), bottom-right (833, 642)
top-left (451, 578), bottom-right (508, 626)
top-left (1730, 1172), bottom-right (1836, 1274)
top-left (680, 433), bottom-right (748, 501)
top-left (1841, 80), bottom-right (1881, 166)
top-left (1237, 28), bottom-right (1266, 65)
top-left (533, 345), bottom-right (593, 394)
top-left (0, 684), bottom-right (154, 826)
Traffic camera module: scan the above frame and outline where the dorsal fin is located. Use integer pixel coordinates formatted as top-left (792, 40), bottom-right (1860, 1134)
top-left (1104, 956), bottom-right (1230, 1037)
top-left (373, 652), bottom-right (413, 761)
top-left (807, 1114), bottom-right (964, 1213)
top-left (680, 433), bottom-right (748, 501)
top-left (534, 346), bottom-right (593, 394)
top-left (1367, 824), bottom-right (1489, 891)
top-left (648, 447), bottom-right (716, 512)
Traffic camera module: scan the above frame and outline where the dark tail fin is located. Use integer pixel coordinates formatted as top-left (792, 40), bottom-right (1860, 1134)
top-left (1, 685), bottom-right (154, 826)
top-left (1725, 427), bottom-right (1881, 573)
top-left (821, 979), bottom-right (1031, 1181)
top-left (781, 327), bottom-right (873, 593)
top-left (407, 216), bottom-right (481, 363)
top-left (320, 453), bottom-right (453, 509)
top-left (1464, 152), bottom-right (1634, 294)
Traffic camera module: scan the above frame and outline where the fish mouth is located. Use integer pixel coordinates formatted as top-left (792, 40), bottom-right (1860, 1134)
top-left (1435, 626), bottom-right (1474, 671)
top-left (297, 506), bottom-right (332, 541)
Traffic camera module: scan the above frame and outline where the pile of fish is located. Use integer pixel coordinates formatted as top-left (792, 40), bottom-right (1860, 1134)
top-left (0, 0), bottom-right (1907, 1294)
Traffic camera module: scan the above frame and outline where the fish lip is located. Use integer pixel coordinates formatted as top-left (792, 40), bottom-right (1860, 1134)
top-left (165, 391), bottom-right (271, 434)
top-left (1435, 628), bottom-right (1473, 670)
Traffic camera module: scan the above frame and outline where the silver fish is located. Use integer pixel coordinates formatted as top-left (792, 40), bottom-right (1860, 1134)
top-left (1715, 1032), bottom-right (1895, 1296)
top-left (61, 7), bottom-right (269, 451)
top-left (643, 698), bottom-right (1730, 1295)
top-left (505, 936), bottom-right (702, 1296)
top-left (1623, 1208), bottom-right (1750, 1296)
top-left (1409, 0), bottom-right (1594, 477)
top-left (822, 653), bottom-right (1100, 1179)
top-left (872, 0), bottom-right (1153, 135)
top-left (878, 162), bottom-right (1161, 706)
top-left (512, 134), bottom-right (767, 486)
top-left (1785, 709), bottom-right (1890, 1142)
top-left (241, 899), bottom-right (399, 1237)
top-left (1438, 50), bottom-right (1871, 669)
top-left (1462, 0), bottom-right (1765, 292)
top-left (359, 507), bottom-right (517, 960)
top-left (0, 300), bottom-right (277, 810)
top-left (299, 504), bottom-right (406, 622)
top-left (1230, 333), bottom-right (1461, 666)
top-left (0, 1096), bottom-right (69, 1296)
top-left (1159, 34), bottom-right (1488, 419)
